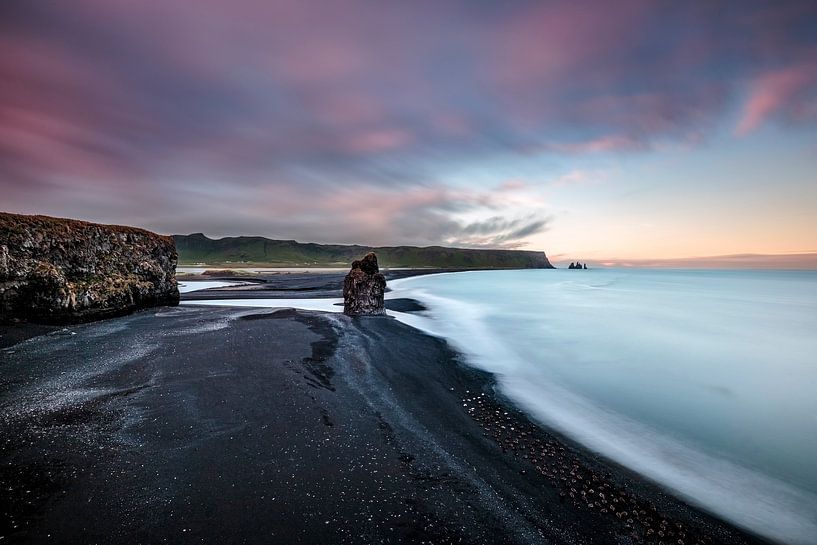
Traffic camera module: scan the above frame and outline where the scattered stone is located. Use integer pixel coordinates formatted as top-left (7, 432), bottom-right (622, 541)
top-left (457, 387), bottom-right (718, 545)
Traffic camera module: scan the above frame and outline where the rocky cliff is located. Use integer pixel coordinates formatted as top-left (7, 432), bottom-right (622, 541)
top-left (0, 213), bottom-right (179, 323)
top-left (343, 252), bottom-right (386, 316)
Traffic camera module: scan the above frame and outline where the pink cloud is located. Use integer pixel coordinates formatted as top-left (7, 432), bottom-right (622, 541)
top-left (432, 114), bottom-right (473, 137)
top-left (736, 62), bottom-right (817, 135)
top-left (544, 135), bottom-right (644, 154)
top-left (343, 128), bottom-right (414, 154)
top-left (479, 0), bottom-right (655, 125)
top-left (485, 0), bottom-right (649, 89)
top-left (0, 33), bottom-right (154, 185)
top-left (0, 107), bottom-right (131, 183)
top-left (306, 93), bottom-right (383, 127)
top-left (577, 90), bottom-right (724, 135)
top-left (497, 179), bottom-right (527, 191)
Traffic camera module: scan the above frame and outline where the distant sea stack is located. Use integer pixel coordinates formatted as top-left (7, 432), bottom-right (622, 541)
top-left (0, 212), bottom-right (179, 324)
top-left (343, 252), bottom-right (386, 316)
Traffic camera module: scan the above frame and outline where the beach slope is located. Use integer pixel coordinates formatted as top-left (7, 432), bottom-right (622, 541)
top-left (0, 307), bottom-right (762, 544)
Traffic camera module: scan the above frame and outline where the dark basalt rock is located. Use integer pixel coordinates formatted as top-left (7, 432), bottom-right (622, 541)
top-left (343, 252), bottom-right (386, 316)
top-left (0, 212), bottom-right (180, 324)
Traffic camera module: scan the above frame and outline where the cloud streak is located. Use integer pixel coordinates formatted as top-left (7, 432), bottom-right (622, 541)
top-left (736, 61), bottom-right (817, 135)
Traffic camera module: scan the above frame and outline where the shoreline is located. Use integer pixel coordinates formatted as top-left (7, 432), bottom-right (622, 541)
top-left (178, 268), bottom-right (536, 300)
top-left (1, 304), bottom-right (768, 544)
top-left (338, 313), bottom-right (768, 545)
top-left (177, 278), bottom-right (778, 544)
top-left (179, 275), bottom-right (791, 544)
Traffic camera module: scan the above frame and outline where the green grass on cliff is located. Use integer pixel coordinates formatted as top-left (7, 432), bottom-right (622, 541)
top-left (173, 234), bottom-right (553, 269)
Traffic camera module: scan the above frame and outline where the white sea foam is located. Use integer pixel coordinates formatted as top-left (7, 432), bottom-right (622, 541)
top-left (183, 297), bottom-right (343, 312)
top-left (177, 280), bottom-right (248, 293)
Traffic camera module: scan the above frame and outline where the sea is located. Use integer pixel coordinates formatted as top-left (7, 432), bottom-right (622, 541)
top-left (388, 269), bottom-right (817, 545)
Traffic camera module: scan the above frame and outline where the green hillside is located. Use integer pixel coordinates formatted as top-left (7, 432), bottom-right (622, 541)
top-left (174, 233), bottom-right (553, 269)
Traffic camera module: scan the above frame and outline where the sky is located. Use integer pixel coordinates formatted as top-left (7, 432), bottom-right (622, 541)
top-left (2, 0), bottom-right (816, 263)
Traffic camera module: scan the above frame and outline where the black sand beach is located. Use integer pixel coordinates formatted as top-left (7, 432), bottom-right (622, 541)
top-left (0, 292), bottom-right (767, 545)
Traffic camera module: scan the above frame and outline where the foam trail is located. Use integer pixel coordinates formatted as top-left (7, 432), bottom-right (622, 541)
top-left (177, 281), bottom-right (248, 293)
top-left (183, 298), bottom-right (343, 312)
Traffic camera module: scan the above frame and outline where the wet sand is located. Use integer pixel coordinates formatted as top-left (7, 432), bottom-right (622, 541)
top-left (0, 303), bottom-right (766, 544)
top-left (180, 269), bottom-right (477, 300)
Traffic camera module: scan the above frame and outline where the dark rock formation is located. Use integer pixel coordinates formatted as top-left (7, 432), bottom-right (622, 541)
top-left (343, 252), bottom-right (386, 316)
top-left (0, 212), bottom-right (179, 324)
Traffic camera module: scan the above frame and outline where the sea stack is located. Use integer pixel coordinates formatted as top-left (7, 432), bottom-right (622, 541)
top-left (343, 252), bottom-right (386, 316)
top-left (0, 212), bottom-right (180, 324)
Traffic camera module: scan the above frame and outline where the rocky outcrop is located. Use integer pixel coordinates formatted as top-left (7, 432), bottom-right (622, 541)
top-left (0, 212), bottom-right (179, 323)
top-left (343, 252), bottom-right (386, 316)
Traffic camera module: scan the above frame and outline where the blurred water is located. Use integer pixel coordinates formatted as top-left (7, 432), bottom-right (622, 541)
top-left (177, 280), bottom-right (247, 293)
top-left (389, 269), bottom-right (817, 544)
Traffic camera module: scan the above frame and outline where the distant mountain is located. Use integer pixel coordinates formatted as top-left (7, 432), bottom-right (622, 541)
top-left (173, 233), bottom-right (553, 269)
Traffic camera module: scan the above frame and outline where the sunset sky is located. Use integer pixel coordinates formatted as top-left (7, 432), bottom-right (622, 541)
top-left (2, 0), bottom-right (816, 263)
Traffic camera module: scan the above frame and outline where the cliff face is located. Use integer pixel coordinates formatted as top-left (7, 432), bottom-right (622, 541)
top-left (343, 252), bottom-right (386, 316)
top-left (0, 213), bottom-right (179, 323)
